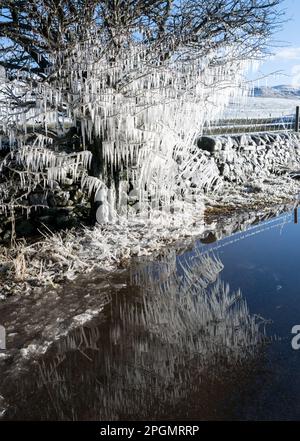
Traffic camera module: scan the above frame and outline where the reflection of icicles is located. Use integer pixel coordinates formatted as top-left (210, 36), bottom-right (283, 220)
top-left (131, 249), bottom-right (224, 295)
top-left (3, 249), bottom-right (268, 420)
top-left (128, 252), bottom-right (264, 358)
top-left (178, 251), bottom-right (224, 290)
top-left (130, 249), bottom-right (178, 290)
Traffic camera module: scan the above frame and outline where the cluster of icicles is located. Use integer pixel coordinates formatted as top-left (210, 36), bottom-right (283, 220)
top-left (0, 134), bottom-right (92, 216)
top-left (0, 37), bottom-right (252, 221)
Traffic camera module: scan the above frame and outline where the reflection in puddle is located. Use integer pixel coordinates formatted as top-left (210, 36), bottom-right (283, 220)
top-left (0, 247), bottom-right (268, 420)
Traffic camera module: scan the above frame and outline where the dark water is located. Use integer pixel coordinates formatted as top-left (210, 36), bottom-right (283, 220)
top-left (1, 209), bottom-right (300, 420)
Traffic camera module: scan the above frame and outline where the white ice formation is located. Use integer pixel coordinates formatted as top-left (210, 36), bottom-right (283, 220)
top-left (0, 36), bottom-right (253, 221)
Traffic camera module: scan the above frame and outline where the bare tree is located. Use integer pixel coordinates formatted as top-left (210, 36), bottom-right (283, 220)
top-left (0, 0), bottom-right (283, 230)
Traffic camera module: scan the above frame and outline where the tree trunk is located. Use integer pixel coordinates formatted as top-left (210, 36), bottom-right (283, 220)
top-left (88, 135), bottom-right (104, 225)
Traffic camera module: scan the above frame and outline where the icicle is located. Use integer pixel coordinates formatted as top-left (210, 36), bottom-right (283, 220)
top-left (0, 28), bottom-right (257, 221)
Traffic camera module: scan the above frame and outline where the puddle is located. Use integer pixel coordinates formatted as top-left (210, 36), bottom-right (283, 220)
top-left (1, 206), bottom-right (300, 420)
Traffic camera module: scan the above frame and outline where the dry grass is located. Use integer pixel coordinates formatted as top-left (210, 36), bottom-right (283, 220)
top-left (13, 248), bottom-right (27, 282)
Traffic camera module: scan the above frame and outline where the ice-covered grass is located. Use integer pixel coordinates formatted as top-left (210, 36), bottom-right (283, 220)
top-left (0, 208), bottom-right (205, 297)
top-left (1, 171), bottom-right (299, 299)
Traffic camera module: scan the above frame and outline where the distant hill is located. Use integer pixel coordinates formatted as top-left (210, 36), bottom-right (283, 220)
top-left (253, 85), bottom-right (300, 98)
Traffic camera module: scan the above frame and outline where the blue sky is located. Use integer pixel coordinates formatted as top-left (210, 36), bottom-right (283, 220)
top-left (252, 0), bottom-right (300, 87)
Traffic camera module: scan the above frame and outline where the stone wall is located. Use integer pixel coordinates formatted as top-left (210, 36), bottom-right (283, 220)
top-left (197, 132), bottom-right (300, 184)
top-left (0, 184), bottom-right (90, 243)
top-left (2, 131), bottom-right (300, 243)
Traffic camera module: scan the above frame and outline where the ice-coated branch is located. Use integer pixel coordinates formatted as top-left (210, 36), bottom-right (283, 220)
top-left (0, 0), bottom-right (284, 225)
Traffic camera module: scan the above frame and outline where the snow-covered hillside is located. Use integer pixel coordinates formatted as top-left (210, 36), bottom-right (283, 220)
top-left (223, 96), bottom-right (300, 119)
top-left (220, 84), bottom-right (300, 120)
top-left (253, 85), bottom-right (300, 98)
